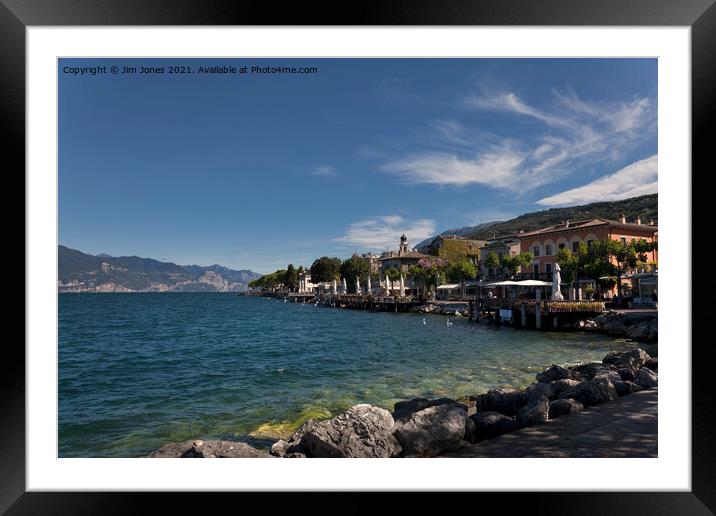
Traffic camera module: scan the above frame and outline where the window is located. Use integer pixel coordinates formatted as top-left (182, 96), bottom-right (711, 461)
top-left (572, 241), bottom-right (579, 252)
top-left (558, 243), bottom-right (565, 249)
top-left (546, 263), bottom-right (552, 274)
top-left (533, 246), bottom-right (540, 257)
top-left (533, 264), bottom-right (540, 276)
top-left (545, 244), bottom-right (553, 255)
top-left (498, 252), bottom-right (503, 260)
top-left (587, 240), bottom-right (594, 248)
top-left (621, 237), bottom-right (627, 245)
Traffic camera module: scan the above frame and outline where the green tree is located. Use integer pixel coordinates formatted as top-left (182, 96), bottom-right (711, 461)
top-left (383, 267), bottom-right (402, 282)
top-left (483, 251), bottom-right (500, 278)
top-left (446, 259), bottom-right (477, 298)
top-left (284, 264), bottom-right (299, 292)
top-left (340, 255), bottom-right (371, 293)
top-left (605, 239), bottom-right (657, 297)
top-left (309, 256), bottom-right (342, 284)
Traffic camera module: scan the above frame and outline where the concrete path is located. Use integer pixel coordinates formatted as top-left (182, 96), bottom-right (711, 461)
top-left (444, 388), bottom-right (657, 458)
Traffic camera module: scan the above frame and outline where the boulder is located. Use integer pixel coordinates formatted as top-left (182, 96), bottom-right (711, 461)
top-left (613, 380), bottom-right (644, 397)
top-left (470, 411), bottom-right (519, 441)
top-left (593, 370), bottom-right (623, 384)
top-left (393, 397), bottom-right (467, 420)
top-left (645, 357), bottom-right (658, 371)
top-left (463, 414), bottom-right (477, 443)
top-left (560, 377), bottom-right (618, 406)
top-left (455, 395), bottom-right (478, 416)
top-left (624, 319), bottom-right (658, 342)
top-left (516, 397), bottom-right (550, 428)
top-left (149, 439), bottom-right (273, 458)
top-left (523, 382), bottom-right (555, 402)
top-left (571, 362), bottom-right (618, 380)
top-left (551, 379), bottom-right (582, 399)
top-left (393, 404), bottom-right (470, 457)
top-left (476, 388), bottom-right (525, 416)
top-left (536, 364), bottom-right (582, 383)
top-left (603, 349), bottom-right (650, 370)
top-left (270, 439), bottom-right (290, 457)
top-left (548, 398), bottom-right (584, 419)
top-left (635, 368), bottom-right (658, 389)
top-left (284, 404), bottom-right (399, 458)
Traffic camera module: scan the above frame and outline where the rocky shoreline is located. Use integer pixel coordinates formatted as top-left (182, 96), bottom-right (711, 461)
top-left (149, 348), bottom-right (658, 459)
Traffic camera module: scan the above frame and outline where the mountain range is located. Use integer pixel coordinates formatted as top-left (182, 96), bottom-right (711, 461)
top-left (58, 245), bottom-right (261, 293)
top-left (417, 194), bottom-right (657, 250)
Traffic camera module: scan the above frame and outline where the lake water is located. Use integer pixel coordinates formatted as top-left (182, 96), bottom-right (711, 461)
top-left (59, 293), bottom-right (628, 457)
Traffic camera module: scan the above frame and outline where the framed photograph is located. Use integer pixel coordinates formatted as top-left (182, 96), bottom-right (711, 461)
top-left (6, 0), bottom-right (714, 512)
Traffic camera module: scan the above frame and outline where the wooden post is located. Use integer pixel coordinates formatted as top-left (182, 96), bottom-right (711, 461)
top-left (521, 303), bottom-right (527, 328)
top-left (553, 316), bottom-right (559, 329)
top-left (535, 303), bottom-right (542, 330)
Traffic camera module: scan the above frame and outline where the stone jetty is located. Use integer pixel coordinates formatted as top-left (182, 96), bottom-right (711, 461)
top-left (149, 348), bottom-right (658, 459)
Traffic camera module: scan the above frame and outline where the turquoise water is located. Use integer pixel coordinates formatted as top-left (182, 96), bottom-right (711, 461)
top-left (59, 293), bottom-right (627, 457)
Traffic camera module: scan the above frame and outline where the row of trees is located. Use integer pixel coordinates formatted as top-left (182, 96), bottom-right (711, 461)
top-left (250, 237), bottom-right (656, 298)
top-left (248, 264), bottom-right (304, 291)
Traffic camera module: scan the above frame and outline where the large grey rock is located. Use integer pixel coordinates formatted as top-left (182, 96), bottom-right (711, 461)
top-left (644, 357), bottom-right (658, 371)
top-left (625, 319), bottom-right (658, 342)
top-left (393, 404), bottom-right (469, 457)
top-left (571, 362), bottom-right (619, 380)
top-left (523, 382), bottom-right (555, 402)
top-left (516, 397), bottom-right (550, 428)
top-left (635, 368), bottom-right (658, 389)
top-left (476, 388), bottom-right (525, 416)
top-left (551, 379), bottom-right (582, 399)
top-left (560, 377), bottom-right (618, 406)
top-left (548, 398), bottom-right (584, 418)
top-left (393, 397), bottom-right (467, 420)
top-left (603, 349), bottom-right (651, 370)
top-left (536, 364), bottom-right (582, 383)
top-left (470, 411), bottom-right (518, 441)
top-left (613, 380), bottom-right (644, 397)
top-left (270, 439), bottom-right (290, 457)
top-left (285, 404), bottom-right (399, 458)
top-left (149, 439), bottom-right (273, 458)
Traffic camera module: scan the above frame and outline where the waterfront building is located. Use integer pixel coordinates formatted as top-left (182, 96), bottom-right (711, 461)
top-left (479, 234), bottom-right (522, 279)
top-left (518, 216), bottom-right (658, 294)
top-left (298, 271), bottom-right (315, 293)
top-left (379, 234), bottom-right (433, 274)
top-left (361, 252), bottom-right (381, 273)
top-left (423, 235), bottom-right (485, 266)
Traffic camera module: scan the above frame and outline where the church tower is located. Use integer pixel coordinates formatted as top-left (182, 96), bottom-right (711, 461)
top-left (399, 234), bottom-right (409, 256)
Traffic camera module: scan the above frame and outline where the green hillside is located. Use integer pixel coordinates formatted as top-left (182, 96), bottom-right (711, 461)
top-left (467, 194), bottom-right (658, 240)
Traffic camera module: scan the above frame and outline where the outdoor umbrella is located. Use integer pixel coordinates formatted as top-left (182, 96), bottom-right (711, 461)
top-left (356, 276), bottom-right (360, 294)
top-left (552, 263), bottom-right (564, 300)
top-left (399, 274), bottom-right (405, 297)
top-left (367, 276), bottom-right (372, 295)
top-left (332, 279), bottom-right (337, 295)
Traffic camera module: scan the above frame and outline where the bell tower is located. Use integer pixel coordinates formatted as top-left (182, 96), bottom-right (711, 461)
top-left (399, 234), bottom-right (409, 256)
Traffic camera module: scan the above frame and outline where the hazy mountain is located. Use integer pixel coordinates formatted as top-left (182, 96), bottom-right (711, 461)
top-left (58, 246), bottom-right (261, 293)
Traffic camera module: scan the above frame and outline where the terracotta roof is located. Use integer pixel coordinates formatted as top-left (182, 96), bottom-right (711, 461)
top-left (519, 218), bottom-right (657, 238)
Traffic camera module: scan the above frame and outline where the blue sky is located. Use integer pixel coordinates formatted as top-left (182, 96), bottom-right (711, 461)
top-left (59, 58), bottom-right (657, 274)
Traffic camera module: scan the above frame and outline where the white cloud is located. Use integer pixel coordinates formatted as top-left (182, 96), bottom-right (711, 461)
top-left (310, 165), bottom-right (337, 177)
top-left (536, 154), bottom-right (658, 206)
top-left (383, 148), bottom-right (527, 190)
top-left (334, 215), bottom-right (436, 250)
top-left (384, 88), bottom-right (655, 196)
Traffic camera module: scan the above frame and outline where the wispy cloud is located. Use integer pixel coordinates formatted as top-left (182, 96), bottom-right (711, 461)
top-left (334, 215), bottom-right (436, 250)
top-left (310, 165), bottom-right (337, 177)
top-left (536, 154), bottom-right (658, 206)
top-left (383, 88), bottom-right (656, 196)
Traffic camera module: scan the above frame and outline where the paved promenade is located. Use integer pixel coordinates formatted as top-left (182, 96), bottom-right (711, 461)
top-left (444, 388), bottom-right (657, 458)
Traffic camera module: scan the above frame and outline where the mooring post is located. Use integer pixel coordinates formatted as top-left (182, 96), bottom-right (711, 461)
top-left (553, 316), bottom-right (559, 329)
top-left (521, 303), bottom-right (527, 328)
top-left (535, 303), bottom-right (542, 330)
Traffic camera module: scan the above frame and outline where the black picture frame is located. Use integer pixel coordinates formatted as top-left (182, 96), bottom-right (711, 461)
top-left (4, 0), bottom-right (714, 513)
